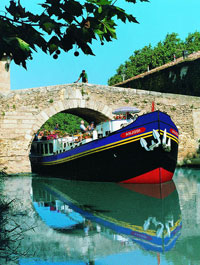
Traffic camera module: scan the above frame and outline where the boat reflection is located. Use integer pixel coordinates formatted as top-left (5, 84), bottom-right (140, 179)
top-left (32, 177), bottom-right (182, 254)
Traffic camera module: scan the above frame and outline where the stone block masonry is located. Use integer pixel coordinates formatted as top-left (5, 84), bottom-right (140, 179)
top-left (0, 83), bottom-right (200, 174)
top-left (116, 51), bottom-right (200, 97)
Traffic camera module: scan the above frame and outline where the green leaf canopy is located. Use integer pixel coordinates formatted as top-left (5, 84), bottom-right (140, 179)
top-left (107, 32), bottom-right (200, 86)
top-left (0, 0), bottom-right (148, 68)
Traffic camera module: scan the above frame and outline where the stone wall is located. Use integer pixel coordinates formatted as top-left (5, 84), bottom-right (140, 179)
top-left (1, 83), bottom-right (200, 174)
top-left (116, 52), bottom-right (200, 97)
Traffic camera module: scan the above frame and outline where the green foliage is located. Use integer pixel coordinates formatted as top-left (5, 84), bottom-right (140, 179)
top-left (170, 106), bottom-right (176, 111)
top-left (81, 88), bottom-right (87, 96)
top-left (40, 113), bottom-right (85, 134)
top-left (185, 32), bottom-right (200, 54)
top-left (0, 0), bottom-right (148, 68)
top-left (108, 32), bottom-right (200, 86)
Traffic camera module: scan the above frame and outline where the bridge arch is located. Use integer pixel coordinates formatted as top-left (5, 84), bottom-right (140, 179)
top-left (26, 99), bottom-right (113, 172)
top-left (30, 98), bottom-right (113, 139)
top-left (35, 98), bottom-right (112, 126)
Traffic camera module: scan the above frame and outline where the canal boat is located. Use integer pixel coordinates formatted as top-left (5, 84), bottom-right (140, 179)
top-left (29, 107), bottom-right (179, 184)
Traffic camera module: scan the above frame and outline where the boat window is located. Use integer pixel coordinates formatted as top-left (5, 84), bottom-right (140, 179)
top-left (49, 143), bottom-right (53, 153)
top-left (37, 144), bottom-right (40, 154)
top-left (105, 131), bottom-right (110, 136)
top-left (98, 133), bottom-right (103, 138)
top-left (45, 144), bottom-right (48, 154)
top-left (64, 143), bottom-right (66, 148)
top-left (41, 144), bottom-right (44, 155)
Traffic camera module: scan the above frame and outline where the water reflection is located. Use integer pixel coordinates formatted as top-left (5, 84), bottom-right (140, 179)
top-left (31, 178), bottom-right (181, 263)
top-left (5, 169), bottom-right (200, 264)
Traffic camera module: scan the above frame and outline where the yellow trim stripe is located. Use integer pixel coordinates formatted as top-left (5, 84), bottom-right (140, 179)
top-left (160, 130), bottom-right (179, 143)
top-left (37, 129), bottom-right (178, 166)
top-left (42, 183), bottom-right (182, 237)
top-left (41, 131), bottom-right (152, 165)
top-left (95, 213), bottom-right (182, 236)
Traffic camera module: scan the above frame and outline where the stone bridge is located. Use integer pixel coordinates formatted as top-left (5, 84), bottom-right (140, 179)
top-left (1, 81), bottom-right (200, 174)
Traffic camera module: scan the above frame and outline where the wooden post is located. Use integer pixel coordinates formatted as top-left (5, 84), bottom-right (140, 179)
top-left (151, 101), bottom-right (155, 112)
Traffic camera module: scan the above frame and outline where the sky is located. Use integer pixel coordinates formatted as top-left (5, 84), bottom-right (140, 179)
top-left (2, 0), bottom-right (200, 90)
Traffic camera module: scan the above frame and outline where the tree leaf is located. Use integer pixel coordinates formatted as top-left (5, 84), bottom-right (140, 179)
top-left (98, 6), bottom-right (103, 13)
top-left (42, 22), bottom-right (55, 34)
top-left (1, 0), bottom-right (148, 68)
top-left (16, 38), bottom-right (30, 51)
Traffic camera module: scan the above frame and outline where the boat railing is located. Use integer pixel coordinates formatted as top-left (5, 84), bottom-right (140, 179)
top-left (31, 116), bottom-right (135, 157)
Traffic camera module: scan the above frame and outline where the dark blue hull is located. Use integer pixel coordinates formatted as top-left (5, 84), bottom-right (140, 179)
top-left (30, 111), bottom-right (179, 183)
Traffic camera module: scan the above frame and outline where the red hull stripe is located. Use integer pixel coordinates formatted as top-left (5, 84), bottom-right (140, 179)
top-left (120, 168), bottom-right (173, 184)
top-left (170, 128), bottom-right (179, 138)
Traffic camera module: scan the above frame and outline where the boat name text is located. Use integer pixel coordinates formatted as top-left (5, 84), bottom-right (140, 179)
top-left (170, 128), bottom-right (179, 137)
top-left (120, 127), bottom-right (146, 138)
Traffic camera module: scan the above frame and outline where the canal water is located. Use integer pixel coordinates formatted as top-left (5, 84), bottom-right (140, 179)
top-left (1, 167), bottom-right (200, 265)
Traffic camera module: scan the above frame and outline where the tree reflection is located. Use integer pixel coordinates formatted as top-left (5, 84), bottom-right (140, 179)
top-left (0, 173), bottom-right (35, 264)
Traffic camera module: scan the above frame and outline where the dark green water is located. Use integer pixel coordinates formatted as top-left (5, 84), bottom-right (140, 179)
top-left (1, 167), bottom-right (200, 265)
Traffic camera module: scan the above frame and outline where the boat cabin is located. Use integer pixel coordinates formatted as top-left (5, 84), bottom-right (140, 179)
top-left (30, 107), bottom-right (140, 157)
top-left (95, 118), bottom-right (131, 138)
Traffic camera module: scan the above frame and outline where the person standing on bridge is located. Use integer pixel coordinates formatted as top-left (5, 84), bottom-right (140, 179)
top-left (75, 70), bottom-right (88, 83)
